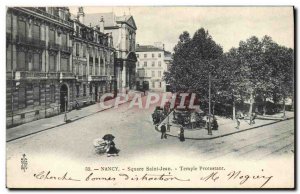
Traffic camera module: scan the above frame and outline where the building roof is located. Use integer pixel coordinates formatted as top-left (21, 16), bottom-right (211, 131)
top-left (136, 45), bottom-right (164, 52)
top-left (84, 12), bottom-right (137, 30)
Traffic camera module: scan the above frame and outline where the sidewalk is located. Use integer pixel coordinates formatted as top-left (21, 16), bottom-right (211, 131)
top-left (7, 90), bottom-right (141, 142)
top-left (157, 111), bottom-right (294, 140)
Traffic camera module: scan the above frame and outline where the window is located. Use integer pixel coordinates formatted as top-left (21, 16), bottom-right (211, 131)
top-left (100, 64), bottom-right (104, 75)
top-left (95, 64), bottom-right (99, 75)
top-left (49, 55), bottom-right (56, 71)
top-left (18, 85), bottom-right (26, 109)
top-left (152, 81), bottom-right (155, 88)
top-left (49, 29), bottom-right (55, 43)
top-left (83, 44), bottom-right (86, 57)
top-left (158, 61), bottom-right (161, 67)
top-left (32, 24), bottom-right (40, 40)
top-left (159, 82), bottom-right (162, 88)
top-left (33, 84), bottom-right (40, 105)
top-left (50, 85), bottom-right (55, 103)
top-left (18, 20), bottom-right (26, 38)
top-left (136, 54), bottom-right (139, 58)
top-left (89, 85), bottom-right (93, 95)
top-left (152, 61), bottom-right (155, 67)
top-left (33, 53), bottom-right (40, 71)
top-left (144, 62), bottom-right (147, 67)
top-left (83, 84), bottom-right (86, 96)
top-left (17, 51), bottom-right (26, 71)
top-left (89, 65), bottom-right (93, 75)
top-left (152, 71), bottom-right (155, 77)
top-left (152, 53), bottom-right (155, 58)
top-left (158, 71), bottom-right (162, 77)
top-left (60, 57), bottom-right (69, 71)
top-left (144, 54), bottom-right (147, 58)
top-left (76, 43), bottom-right (79, 56)
top-left (158, 53), bottom-right (161, 58)
top-left (76, 85), bottom-right (80, 97)
top-left (82, 64), bottom-right (86, 75)
top-left (76, 63), bottom-right (80, 75)
top-left (61, 33), bottom-right (67, 46)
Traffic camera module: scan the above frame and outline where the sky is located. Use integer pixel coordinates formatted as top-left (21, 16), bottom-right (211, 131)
top-left (71, 6), bottom-right (294, 53)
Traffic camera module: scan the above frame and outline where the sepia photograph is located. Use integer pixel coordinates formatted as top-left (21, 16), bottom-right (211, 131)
top-left (5, 5), bottom-right (295, 189)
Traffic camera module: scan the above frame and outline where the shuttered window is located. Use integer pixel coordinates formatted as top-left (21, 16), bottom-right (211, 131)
top-left (17, 51), bottom-right (26, 71)
top-left (60, 58), bottom-right (69, 71)
top-left (18, 20), bottom-right (26, 38)
top-left (32, 24), bottom-right (40, 40)
top-left (49, 55), bottom-right (56, 71)
top-left (61, 34), bottom-right (67, 46)
top-left (49, 29), bottom-right (55, 43)
top-left (33, 53), bottom-right (40, 71)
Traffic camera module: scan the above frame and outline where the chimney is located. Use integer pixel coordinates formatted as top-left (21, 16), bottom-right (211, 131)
top-left (99, 16), bottom-right (105, 33)
top-left (163, 44), bottom-right (165, 51)
top-left (77, 7), bottom-right (85, 24)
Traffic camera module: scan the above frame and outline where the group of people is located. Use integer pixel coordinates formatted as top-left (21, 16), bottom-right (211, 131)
top-left (235, 112), bottom-right (257, 129)
top-left (160, 123), bottom-right (185, 142)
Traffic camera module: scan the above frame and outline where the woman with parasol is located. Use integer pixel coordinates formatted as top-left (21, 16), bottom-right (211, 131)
top-left (102, 134), bottom-right (119, 157)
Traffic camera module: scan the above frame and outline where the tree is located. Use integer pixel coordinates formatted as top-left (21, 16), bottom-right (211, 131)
top-left (164, 28), bottom-right (223, 103)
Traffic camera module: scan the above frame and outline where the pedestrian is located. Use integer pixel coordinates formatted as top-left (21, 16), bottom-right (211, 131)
top-left (178, 126), bottom-right (185, 142)
top-left (106, 139), bottom-right (119, 157)
top-left (235, 112), bottom-right (243, 129)
top-left (160, 124), bottom-right (167, 139)
top-left (190, 111), bottom-right (196, 129)
top-left (212, 116), bottom-right (219, 130)
top-left (250, 112), bottom-right (256, 125)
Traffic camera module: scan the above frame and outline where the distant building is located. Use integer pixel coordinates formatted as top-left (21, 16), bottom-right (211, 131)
top-left (6, 7), bottom-right (74, 127)
top-left (72, 7), bottom-right (115, 107)
top-left (135, 44), bottom-right (172, 92)
top-left (84, 12), bottom-right (138, 91)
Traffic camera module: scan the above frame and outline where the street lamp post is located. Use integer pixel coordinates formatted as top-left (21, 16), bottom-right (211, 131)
top-left (64, 95), bottom-right (67, 122)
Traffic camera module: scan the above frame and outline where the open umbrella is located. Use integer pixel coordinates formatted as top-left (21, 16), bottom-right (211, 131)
top-left (102, 134), bottom-right (115, 141)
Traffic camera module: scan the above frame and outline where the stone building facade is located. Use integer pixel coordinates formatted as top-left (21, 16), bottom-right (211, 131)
top-left (6, 7), bottom-right (74, 127)
top-left (72, 7), bottom-right (115, 108)
top-left (84, 12), bottom-right (137, 92)
top-left (135, 43), bottom-right (172, 92)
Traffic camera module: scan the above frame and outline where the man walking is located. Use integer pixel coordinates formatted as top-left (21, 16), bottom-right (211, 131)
top-left (160, 124), bottom-right (167, 139)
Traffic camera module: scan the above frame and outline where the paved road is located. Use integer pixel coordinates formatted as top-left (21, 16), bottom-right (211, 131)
top-left (7, 94), bottom-right (294, 164)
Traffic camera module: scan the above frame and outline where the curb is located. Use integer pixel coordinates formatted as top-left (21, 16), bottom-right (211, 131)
top-left (154, 114), bottom-right (294, 140)
top-left (7, 95), bottom-right (138, 143)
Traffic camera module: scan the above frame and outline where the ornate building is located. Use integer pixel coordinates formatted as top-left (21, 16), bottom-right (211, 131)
top-left (135, 43), bottom-right (172, 92)
top-left (84, 12), bottom-right (137, 92)
top-left (6, 7), bottom-right (74, 127)
top-left (72, 7), bottom-right (115, 107)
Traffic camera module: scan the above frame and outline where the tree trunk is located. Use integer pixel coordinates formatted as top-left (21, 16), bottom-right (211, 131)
top-left (248, 92), bottom-right (253, 119)
top-left (263, 96), bottom-right (267, 116)
top-left (283, 97), bottom-right (286, 119)
top-left (232, 94), bottom-right (236, 120)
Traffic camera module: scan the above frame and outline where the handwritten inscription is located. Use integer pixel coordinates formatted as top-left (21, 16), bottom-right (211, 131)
top-left (32, 168), bottom-right (274, 188)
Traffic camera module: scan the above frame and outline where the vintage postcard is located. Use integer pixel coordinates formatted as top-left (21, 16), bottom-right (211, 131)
top-left (6, 6), bottom-right (295, 189)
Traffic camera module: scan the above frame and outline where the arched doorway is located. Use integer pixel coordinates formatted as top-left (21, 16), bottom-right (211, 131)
top-left (60, 84), bottom-right (68, 112)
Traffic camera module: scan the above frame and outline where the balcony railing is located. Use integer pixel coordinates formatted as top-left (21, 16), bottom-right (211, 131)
top-left (16, 35), bottom-right (46, 48)
top-left (25, 7), bottom-right (73, 27)
top-left (60, 45), bottom-right (72, 53)
top-left (47, 72), bottom-right (60, 79)
top-left (15, 71), bottom-right (47, 80)
top-left (60, 72), bottom-right (75, 79)
top-left (88, 75), bottom-right (108, 82)
top-left (75, 75), bottom-right (87, 81)
top-left (48, 42), bottom-right (60, 51)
